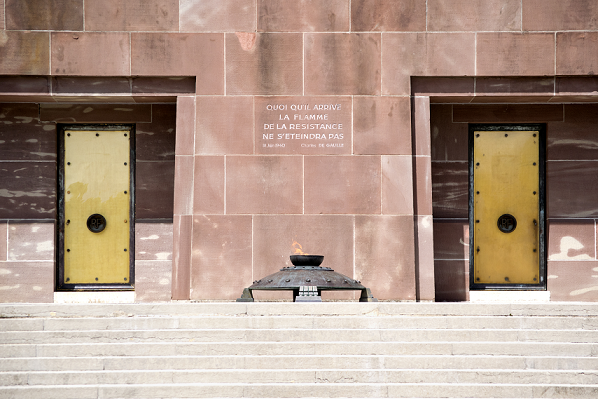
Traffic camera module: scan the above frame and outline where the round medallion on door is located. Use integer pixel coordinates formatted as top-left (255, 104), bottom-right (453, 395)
top-left (87, 214), bottom-right (106, 233)
top-left (497, 214), bottom-right (517, 233)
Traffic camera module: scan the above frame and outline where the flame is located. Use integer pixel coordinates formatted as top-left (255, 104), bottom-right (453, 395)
top-left (292, 240), bottom-right (309, 255)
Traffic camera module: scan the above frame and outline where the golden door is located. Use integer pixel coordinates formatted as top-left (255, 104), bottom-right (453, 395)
top-left (471, 127), bottom-right (543, 287)
top-left (62, 128), bottom-right (132, 287)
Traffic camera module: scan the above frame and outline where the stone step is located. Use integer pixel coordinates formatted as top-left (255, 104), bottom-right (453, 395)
top-left (0, 355), bottom-right (598, 371)
top-left (2, 328), bottom-right (597, 344)
top-left (2, 303), bottom-right (597, 398)
top-left (3, 315), bottom-right (598, 331)
top-left (4, 354), bottom-right (598, 372)
top-left (2, 382), bottom-right (598, 399)
top-left (3, 368), bottom-right (598, 386)
top-left (3, 302), bottom-right (598, 318)
top-left (2, 341), bottom-right (597, 358)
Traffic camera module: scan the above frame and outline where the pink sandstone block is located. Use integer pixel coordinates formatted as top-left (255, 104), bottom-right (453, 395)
top-left (381, 156), bottom-right (414, 216)
top-left (382, 33), bottom-right (475, 95)
top-left (0, 262), bottom-right (54, 303)
top-left (135, 223), bottom-right (173, 261)
top-left (416, 215), bottom-right (435, 301)
top-left (304, 156), bottom-right (381, 214)
top-left (258, 0), bottom-right (349, 32)
top-left (131, 33), bottom-right (224, 95)
top-left (557, 33), bottom-right (598, 76)
top-left (414, 156), bottom-right (433, 216)
top-left (476, 33), bottom-right (555, 76)
top-left (0, 31), bottom-right (50, 75)
top-left (351, 0), bottom-right (425, 32)
top-left (8, 223), bottom-right (54, 261)
top-left (548, 261), bottom-right (598, 301)
top-left (0, 222), bottom-right (6, 261)
top-left (51, 32), bottom-right (130, 76)
top-left (5, 0), bottom-right (83, 30)
top-left (353, 96), bottom-right (411, 155)
top-left (191, 215), bottom-right (252, 300)
top-left (226, 156), bottom-right (303, 214)
top-left (428, 0), bottom-right (521, 32)
top-left (180, 0), bottom-right (255, 32)
top-left (171, 214), bottom-right (192, 300)
top-left (173, 156), bottom-right (194, 216)
top-left (413, 96), bottom-right (431, 156)
top-left (548, 220), bottom-right (595, 261)
top-left (355, 215), bottom-right (416, 300)
top-left (196, 96), bottom-right (253, 155)
top-left (85, 0), bottom-right (178, 31)
top-left (175, 96), bottom-right (195, 156)
top-left (193, 156), bottom-right (224, 215)
top-left (226, 33), bottom-right (302, 95)
top-left (135, 260), bottom-right (172, 302)
top-left (523, 0), bottom-right (598, 31)
top-left (305, 33), bottom-right (381, 96)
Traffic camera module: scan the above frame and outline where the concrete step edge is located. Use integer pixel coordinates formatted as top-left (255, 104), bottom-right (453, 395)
top-left (4, 369), bottom-right (598, 387)
top-left (5, 368), bottom-right (598, 375)
top-left (3, 302), bottom-right (598, 318)
top-left (3, 327), bottom-right (598, 333)
top-left (3, 382), bottom-right (598, 387)
top-left (3, 333), bottom-right (598, 345)
top-left (2, 382), bottom-right (597, 399)
top-left (2, 353), bottom-right (597, 363)
top-left (3, 340), bottom-right (597, 345)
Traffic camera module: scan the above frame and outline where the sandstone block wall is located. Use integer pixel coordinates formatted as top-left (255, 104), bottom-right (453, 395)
top-left (1, 0), bottom-right (597, 302)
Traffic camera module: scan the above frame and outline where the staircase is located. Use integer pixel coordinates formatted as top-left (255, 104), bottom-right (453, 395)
top-left (1, 302), bottom-right (598, 398)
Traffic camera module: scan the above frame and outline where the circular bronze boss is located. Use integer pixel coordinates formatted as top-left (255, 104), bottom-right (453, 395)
top-left (87, 214), bottom-right (106, 233)
top-left (497, 214), bottom-right (517, 233)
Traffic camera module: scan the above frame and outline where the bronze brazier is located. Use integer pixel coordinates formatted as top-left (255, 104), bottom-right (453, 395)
top-left (237, 255), bottom-right (377, 302)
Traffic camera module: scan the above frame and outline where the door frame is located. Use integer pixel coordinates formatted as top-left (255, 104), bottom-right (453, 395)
top-left (468, 123), bottom-right (547, 290)
top-left (56, 124), bottom-right (136, 291)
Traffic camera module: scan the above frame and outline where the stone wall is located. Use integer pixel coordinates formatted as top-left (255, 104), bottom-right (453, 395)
top-left (1, 0), bottom-right (598, 302)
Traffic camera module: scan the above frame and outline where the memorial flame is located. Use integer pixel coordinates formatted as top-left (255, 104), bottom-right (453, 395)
top-left (292, 240), bottom-right (308, 255)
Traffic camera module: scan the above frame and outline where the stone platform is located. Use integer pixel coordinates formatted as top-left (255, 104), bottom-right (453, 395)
top-left (1, 302), bottom-right (598, 398)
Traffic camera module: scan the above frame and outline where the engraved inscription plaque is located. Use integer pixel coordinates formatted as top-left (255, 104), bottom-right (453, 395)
top-left (256, 96), bottom-right (352, 154)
